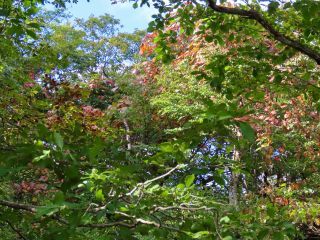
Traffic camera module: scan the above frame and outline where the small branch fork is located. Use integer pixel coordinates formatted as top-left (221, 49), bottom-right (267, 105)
top-left (127, 163), bottom-right (186, 196)
top-left (207, 0), bottom-right (320, 64)
top-left (126, 140), bottom-right (206, 197)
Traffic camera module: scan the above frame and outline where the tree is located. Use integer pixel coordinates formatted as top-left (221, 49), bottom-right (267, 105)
top-left (0, 0), bottom-right (320, 239)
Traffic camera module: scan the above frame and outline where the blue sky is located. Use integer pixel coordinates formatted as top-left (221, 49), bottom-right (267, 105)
top-left (65, 0), bottom-right (156, 32)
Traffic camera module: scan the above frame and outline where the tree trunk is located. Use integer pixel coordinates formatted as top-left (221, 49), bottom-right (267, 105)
top-left (229, 169), bottom-right (239, 207)
top-left (229, 128), bottom-right (241, 208)
top-left (123, 119), bottom-right (132, 151)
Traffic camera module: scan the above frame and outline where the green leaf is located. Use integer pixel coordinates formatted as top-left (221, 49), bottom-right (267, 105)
top-left (95, 189), bottom-right (105, 202)
top-left (33, 150), bottom-right (50, 162)
top-left (205, 35), bottom-right (214, 42)
top-left (185, 174), bottom-right (195, 187)
top-left (27, 22), bottom-right (41, 29)
top-left (160, 142), bottom-right (174, 152)
top-left (133, 2), bottom-right (138, 8)
top-left (267, 205), bottom-right (275, 218)
top-left (257, 229), bottom-right (269, 239)
top-left (188, 231), bottom-right (211, 239)
top-left (0, 9), bottom-right (10, 17)
top-left (53, 132), bottom-right (64, 150)
top-left (220, 216), bottom-right (230, 224)
top-left (26, 29), bottom-right (38, 39)
top-left (284, 2), bottom-right (291, 9)
top-left (0, 168), bottom-right (13, 177)
top-left (176, 183), bottom-right (185, 190)
top-left (36, 205), bottom-right (60, 217)
top-left (53, 191), bottom-right (65, 204)
top-left (268, 1), bottom-right (280, 14)
top-left (218, 114), bottom-right (233, 121)
top-left (222, 236), bottom-right (233, 240)
top-left (272, 232), bottom-right (284, 240)
top-left (213, 175), bottom-right (225, 186)
top-left (214, 35), bottom-right (224, 45)
top-left (239, 122), bottom-right (255, 142)
top-left (146, 184), bottom-right (160, 193)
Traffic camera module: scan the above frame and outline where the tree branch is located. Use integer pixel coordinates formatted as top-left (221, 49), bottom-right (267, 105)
top-left (79, 218), bottom-right (184, 233)
top-left (0, 199), bottom-right (183, 233)
top-left (126, 140), bottom-right (208, 197)
top-left (5, 221), bottom-right (28, 240)
top-left (154, 205), bottom-right (216, 212)
top-left (207, 0), bottom-right (320, 64)
top-left (127, 164), bottom-right (186, 196)
top-left (0, 200), bottom-right (36, 213)
top-left (80, 210), bottom-right (184, 233)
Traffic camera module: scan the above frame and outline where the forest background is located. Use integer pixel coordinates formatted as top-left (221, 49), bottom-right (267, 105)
top-left (0, 0), bottom-right (320, 239)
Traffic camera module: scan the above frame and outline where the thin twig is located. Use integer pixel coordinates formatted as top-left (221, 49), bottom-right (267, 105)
top-left (5, 220), bottom-right (28, 240)
top-left (127, 164), bottom-right (186, 196)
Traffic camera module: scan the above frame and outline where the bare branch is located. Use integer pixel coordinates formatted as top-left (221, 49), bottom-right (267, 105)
top-left (154, 205), bottom-right (216, 212)
top-left (127, 164), bottom-right (186, 196)
top-left (79, 218), bottom-right (184, 233)
top-left (0, 200), bottom-right (36, 213)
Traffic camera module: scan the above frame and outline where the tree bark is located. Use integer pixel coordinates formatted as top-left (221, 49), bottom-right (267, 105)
top-left (228, 144), bottom-right (240, 207)
top-left (123, 119), bottom-right (132, 151)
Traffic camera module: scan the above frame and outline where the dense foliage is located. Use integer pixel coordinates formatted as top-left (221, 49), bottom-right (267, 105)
top-left (0, 0), bottom-right (320, 239)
